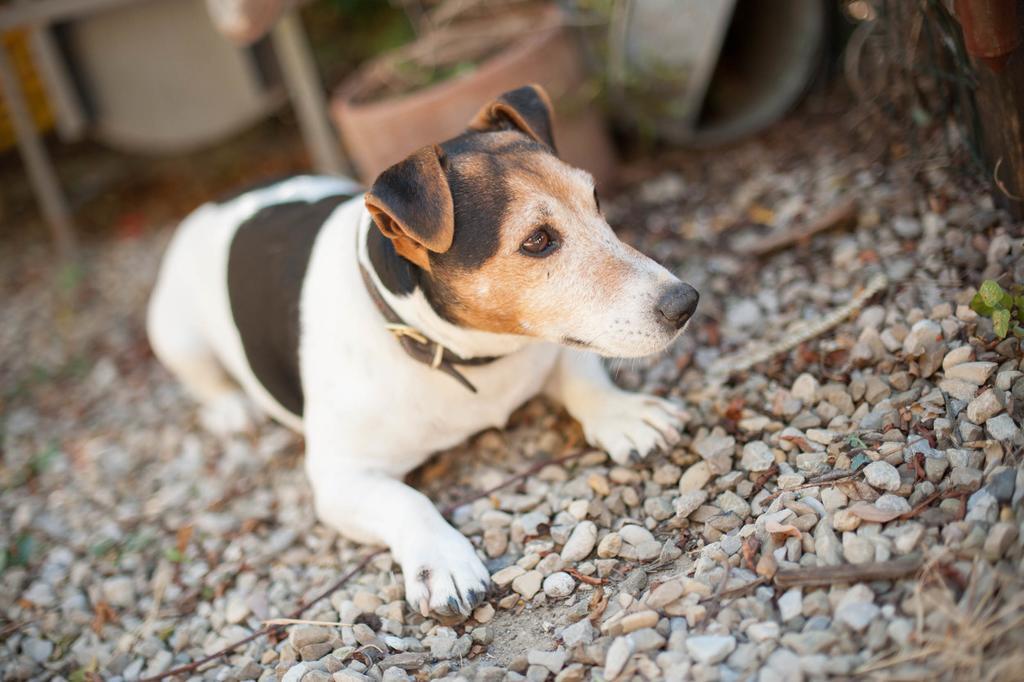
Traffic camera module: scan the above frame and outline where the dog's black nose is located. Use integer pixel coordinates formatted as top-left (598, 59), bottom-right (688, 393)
top-left (655, 283), bottom-right (699, 329)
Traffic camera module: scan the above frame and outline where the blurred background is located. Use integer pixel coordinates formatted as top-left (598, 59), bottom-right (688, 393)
top-left (2, 0), bottom-right (1022, 255)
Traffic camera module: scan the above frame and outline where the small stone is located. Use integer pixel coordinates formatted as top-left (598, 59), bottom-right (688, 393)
top-left (986, 468), bottom-right (1017, 503)
top-left (492, 565), bottom-right (526, 587)
top-left (832, 509), bottom-right (861, 532)
top-left (561, 521), bottom-right (598, 562)
top-left (673, 490), bottom-right (707, 518)
top-left (604, 636), bottom-right (634, 680)
top-left (740, 441), bottom-right (775, 472)
top-left (984, 522), bottom-right (1018, 559)
top-left (301, 642), bottom-right (334, 661)
top-left (560, 619), bottom-right (596, 647)
top-left (543, 572), bottom-right (576, 599)
top-left (620, 610), bottom-right (658, 633)
top-left (290, 626), bottom-right (330, 650)
top-left (924, 456), bottom-right (949, 483)
top-left (619, 525), bottom-right (656, 546)
top-left (835, 585), bottom-right (878, 632)
top-left (693, 432), bottom-right (735, 462)
top-left (875, 494), bottom-right (912, 514)
top-left (747, 622), bottom-right (780, 642)
top-left (967, 389), bottom-right (1004, 424)
top-left (944, 361), bottom-right (996, 385)
top-left (528, 649), bottom-right (566, 674)
top-left (283, 664), bottom-right (311, 682)
top-left (792, 374), bottom-right (819, 402)
top-left (821, 487), bottom-right (848, 512)
top-left (942, 346), bottom-right (974, 371)
top-left (597, 532), bottom-right (622, 558)
top-left (225, 595), bottom-right (250, 624)
top-left (986, 414), bottom-right (1022, 444)
top-left (778, 588), bottom-right (802, 622)
top-left (950, 467), bottom-right (984, 490)
top-left (715, 490), bottom-right (750, 518)
top-left (484, 528), bottom-right (508, 558)
top-left (727, 299), bottom-right (763, 329)
top-left (512, 570), bottom-right (543, 599)
top-left (21, 637), bottom-right (53, 663)
top-left (893, 523), bottom-right (925, 554)
top-left (863, 461), bottom-right (901, 491)
top-left (333, 670), bottom-right (372, 682)
top-left (843, 533), bottom-right (874, 564)
top-left (352, 591), bottom-right (383, 613)
top-left (903, 319), bottom-right (942, 356)
top-left (102, 576), bottom-right (136, 608)
top-left (806, 428), bottom-right (837, 445)
top-left (864, 376), bottom-right (891, 404)
top-left (646, 579), bottom-right (684, 609)
top-left (473, 603), bottom-right (495, 623)
top-left (629, 628), bottom-right (665, 653)
top-left (678, 462), bottom-right (712, 492)
top-left (685, 635), bottom-right (736, 665)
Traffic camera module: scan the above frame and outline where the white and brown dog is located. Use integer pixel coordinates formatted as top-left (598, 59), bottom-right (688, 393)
top-left (148, 85), bottom-right (699, 618)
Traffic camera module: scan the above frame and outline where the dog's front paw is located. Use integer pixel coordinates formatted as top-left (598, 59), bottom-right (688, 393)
top-left (578, 392), bottom-right (688, 465)
top-left (400, 526), bottom-right (490, 619)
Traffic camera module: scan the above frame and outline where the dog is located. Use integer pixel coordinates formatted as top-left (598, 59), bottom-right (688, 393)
top-left (147, 84), bottom-right (699, 618)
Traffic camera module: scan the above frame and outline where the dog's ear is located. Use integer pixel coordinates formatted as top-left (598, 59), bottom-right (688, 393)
top-left (469, 84), bottom-right (557, 153)
top-left (365, 144), bottom-right (454, 270)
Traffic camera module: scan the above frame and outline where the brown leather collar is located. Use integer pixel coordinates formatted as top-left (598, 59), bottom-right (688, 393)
top-left (358, 261), bottom-right (500, 393)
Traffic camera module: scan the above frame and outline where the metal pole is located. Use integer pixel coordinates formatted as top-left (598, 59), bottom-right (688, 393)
top-left (269, 9), bottom-right (349, 176)
top-left (0, 37), bottom-right (76, 258)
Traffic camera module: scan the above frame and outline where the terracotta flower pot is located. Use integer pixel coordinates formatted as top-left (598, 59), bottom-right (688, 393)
top-left (331, 8), bottom-right (617, 189)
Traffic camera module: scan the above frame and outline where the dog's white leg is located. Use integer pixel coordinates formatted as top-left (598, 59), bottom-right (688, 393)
top-left (147, 276), bottom-right (255, 436)
top-left (304, 437), bottom-right (490, 617)
top-left (545, 348), bottom-right (689, 464)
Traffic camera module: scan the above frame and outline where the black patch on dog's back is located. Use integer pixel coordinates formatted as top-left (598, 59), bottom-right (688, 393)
top-left (228, 194), bottom-right (351, 417)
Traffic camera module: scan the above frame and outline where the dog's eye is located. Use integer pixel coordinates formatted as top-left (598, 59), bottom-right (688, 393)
top-left (520, 227), bottom-right (558, 257)
top-left (593, 187), bottom-right (601, 212)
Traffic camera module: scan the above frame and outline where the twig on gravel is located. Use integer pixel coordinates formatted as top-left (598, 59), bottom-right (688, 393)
top-left (761, 466), bottom-right (864, 502)
top-left (708, 576), bottom-right (769, 602)
top-left (144, 447), bottom-right (594, 681)
top-left (746, 198), bottom-right (859, 257)
top-left (565, 567), bottom-right (605, 586)
top-left (440, 447), bottom-right (591, 518)
top-left (898, 485), bottom-right (973, 521)
top-left (708, 273), bottom-right (888, 380)
top-left (262, 618), bottom-right (354, 627)
top-left (773, 553), bottom-right (924, 588)
top-left (142, 549), bottom-right (386, 681)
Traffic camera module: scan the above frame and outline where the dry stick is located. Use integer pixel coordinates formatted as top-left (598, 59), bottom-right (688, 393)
top-left (747, 199), bottom-right (859, 257)
top-left (708, 272), bottom-right (889, 381)
top-left (773, 553), bottom-right (924, 589)
top-left (143, 448), bottom-right (592, 681)
top-left (440, 447), bottom-right (591, 518)
top-left (143, 549), bottom-right (385, 681)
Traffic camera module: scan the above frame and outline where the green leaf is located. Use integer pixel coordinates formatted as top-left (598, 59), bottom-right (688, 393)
top-left (979, 280), bottom-right (1006, 307)
top-left (851, 453), bottom-right (871, 471)
top-left (14, 534), bottom-right (34, 567)
top-left (993, 308), bottom-right (1011, 338)
top-left (163, 547), bottom-right (184, 563)
top-left (971, 292), bottom-right (994, 316)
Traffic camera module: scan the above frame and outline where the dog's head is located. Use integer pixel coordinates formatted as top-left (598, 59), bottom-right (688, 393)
top-left (365, 84), bottom-right (698, 358)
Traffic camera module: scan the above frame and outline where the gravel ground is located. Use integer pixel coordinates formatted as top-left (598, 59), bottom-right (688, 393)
top-left (2, 106), bottom-right (1023, 682)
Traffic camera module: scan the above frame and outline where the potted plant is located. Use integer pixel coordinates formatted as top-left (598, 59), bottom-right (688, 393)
top-left (330, 1), bottom-right (617, 188)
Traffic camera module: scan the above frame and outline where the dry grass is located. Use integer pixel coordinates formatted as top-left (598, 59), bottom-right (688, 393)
top-left (858, 553), bottom-right (1024, 681)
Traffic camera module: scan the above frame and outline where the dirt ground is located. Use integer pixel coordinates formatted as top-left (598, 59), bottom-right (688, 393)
top-left (2, 89), bottom-right (1023, 682)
